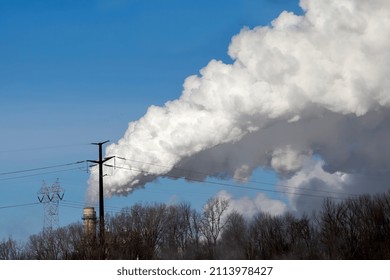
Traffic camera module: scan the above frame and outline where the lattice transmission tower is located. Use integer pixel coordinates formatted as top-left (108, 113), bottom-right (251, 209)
top-left (37, 179), bottom-right (65, 232)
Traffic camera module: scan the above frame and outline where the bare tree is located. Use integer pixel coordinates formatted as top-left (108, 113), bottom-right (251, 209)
top-left (283, 213), bottom-right (319, 259)
top-left (11, 191), bottom-right (390, 260)
top-left (0, 237), bottom-right (22, 260)
top-left (23, 223), bottom-right (86, 260)
top-left (219, 211), bottom-right (248, 259)
top-left (317, 193), bottom-right (390, 259)
top-left (200, 197), bottom-right (229, 258)
top-left (105, 209), bottom-right (142, 259)
top-left (160, 203), bottom-right (202, 259)
top-left (317, 198), bottom-right (347, 259)
top-left (247, 213), bottom-right (293, 259)
top-left (25, 230), bottom-right (59, 259)
top-left (105, 203), bottom-right (167, 259)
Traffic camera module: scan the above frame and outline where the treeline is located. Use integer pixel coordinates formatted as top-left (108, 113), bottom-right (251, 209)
top-left (1, 191), bottom-right (390, 260)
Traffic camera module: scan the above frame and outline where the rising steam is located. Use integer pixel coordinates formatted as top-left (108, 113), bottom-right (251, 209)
top-left (88, 0), bottom-right (390, 213)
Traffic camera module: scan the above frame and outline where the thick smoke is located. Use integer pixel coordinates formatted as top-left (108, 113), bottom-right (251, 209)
top-left (88, 0), bottom-right (390, 214)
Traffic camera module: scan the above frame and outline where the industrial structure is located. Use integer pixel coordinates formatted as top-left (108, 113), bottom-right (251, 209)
top-left (37, 179), bottom-right (64, 232)
top-left (82, 207), bottom-right (97, 238)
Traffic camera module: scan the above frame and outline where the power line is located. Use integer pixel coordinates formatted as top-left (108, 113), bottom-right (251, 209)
top-left (61, 200), bottom-right (124, 213)
top-left (0, 202), bottom-right (40, 210)
top-left (111, 157), bottom-right (360, 199)
top-left (0, 161), bottom-right (86, 176)
top-left (0, 167), bottom-right (86, 182)
top-left (103, 164), bottom-right (350, 200)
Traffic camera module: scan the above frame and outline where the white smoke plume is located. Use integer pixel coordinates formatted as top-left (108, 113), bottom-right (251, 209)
top-left (88, 0), bottom-right (390, 214)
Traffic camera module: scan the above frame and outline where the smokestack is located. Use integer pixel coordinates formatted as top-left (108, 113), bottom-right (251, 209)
top-left (82, 207), bottom-right (97, 239)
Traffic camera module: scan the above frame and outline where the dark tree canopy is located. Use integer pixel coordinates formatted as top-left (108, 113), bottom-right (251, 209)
top-left (2, 191), bottom-right (390, 260)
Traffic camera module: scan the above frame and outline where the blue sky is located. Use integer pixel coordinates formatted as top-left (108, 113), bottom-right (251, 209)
top-left (0, 0), bottom-right (302, 241)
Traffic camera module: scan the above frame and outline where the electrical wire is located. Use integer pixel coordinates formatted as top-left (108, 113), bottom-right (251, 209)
top-left (0, 152), bottom-right (362, 216)
top-left (0, 202), bottom-right (40, 210)
top-left (111, 157), bottom-right (360, 198)
top-left (61, 200), bottom-right (124, 213)
top-left (0, 167), bottom-right (87, 182)
top-left (103, 163), bottom-right (349, 200)
top-left (0, 161), bottom-right (86, 176)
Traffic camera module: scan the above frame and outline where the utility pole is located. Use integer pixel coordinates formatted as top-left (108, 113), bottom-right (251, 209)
top-left (37, 178), bottom-right (64, 232)
top-left (88, 140), bottom-right (114, 259)
top-left (37, 179), bottom-right (64, 259)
